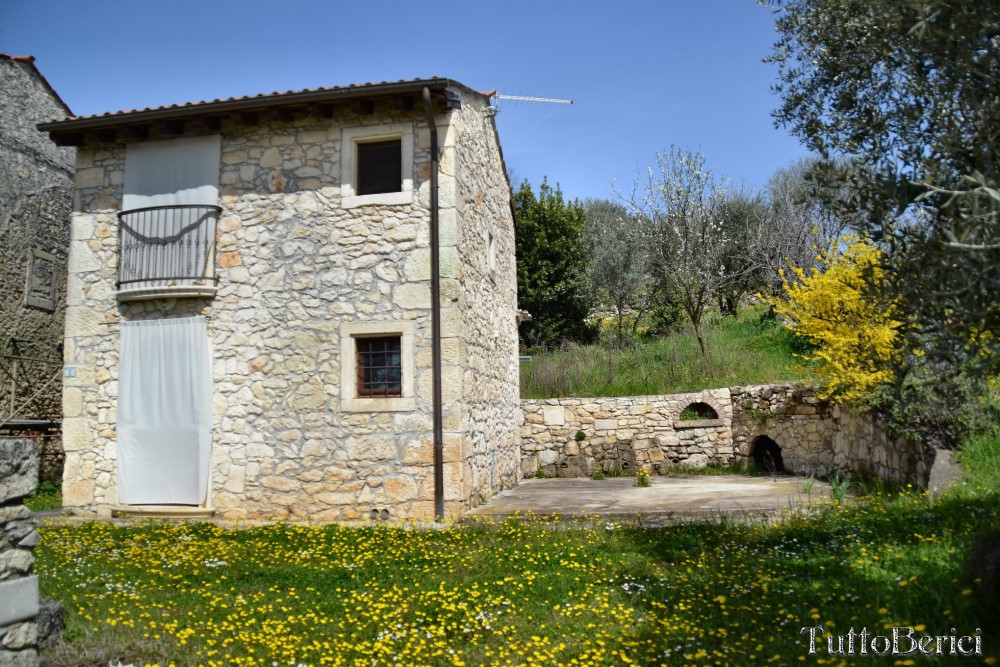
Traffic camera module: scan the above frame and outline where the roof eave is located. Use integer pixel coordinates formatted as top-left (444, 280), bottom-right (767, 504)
top-left (38, 78), bottom-right (470, 143)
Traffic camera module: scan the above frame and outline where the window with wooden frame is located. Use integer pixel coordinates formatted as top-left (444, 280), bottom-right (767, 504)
top-left (340, 320), bottom-right (415, 412)
top-left (356, 336), bottom-right (402, 397)
top-left (356, 140), bottom-right (402, 196)
top-left (340, 123), bottom-right (414, 208)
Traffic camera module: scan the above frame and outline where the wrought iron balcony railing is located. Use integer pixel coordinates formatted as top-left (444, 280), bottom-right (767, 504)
top-left (116, 204), bottom-right (221, 300)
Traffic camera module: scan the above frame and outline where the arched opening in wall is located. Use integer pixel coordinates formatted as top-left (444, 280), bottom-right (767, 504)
top-left (679, 401), bottom-right (719, 421)
top-left (750, 435), bottom-right (785, 473)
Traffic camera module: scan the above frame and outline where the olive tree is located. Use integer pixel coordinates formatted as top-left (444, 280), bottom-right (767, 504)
top-left (583, 199), bottom-right (653, 345)
top-left (767, 0), bottom-right (1000, 373)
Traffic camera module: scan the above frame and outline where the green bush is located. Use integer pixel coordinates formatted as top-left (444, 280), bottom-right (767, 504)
top-left (864, 365), bottom-right (998, 450)
top-left (25, 482), bottom-right (61, 512)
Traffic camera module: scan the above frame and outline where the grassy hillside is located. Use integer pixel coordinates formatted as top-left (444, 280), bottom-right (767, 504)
top-left (520, 306), bottom-right (805, 399)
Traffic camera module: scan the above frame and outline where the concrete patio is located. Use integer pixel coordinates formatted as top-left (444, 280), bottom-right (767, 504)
top-left (466, 474), bottom-right (836, 524)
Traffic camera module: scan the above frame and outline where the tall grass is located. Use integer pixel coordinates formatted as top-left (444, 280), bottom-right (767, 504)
top-left (956, 425), bottom-right (1000, 492)
top-left (521, 306), bottom-right (804, 398)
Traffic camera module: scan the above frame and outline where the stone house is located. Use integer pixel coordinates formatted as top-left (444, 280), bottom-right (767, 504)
top-left (39, 78), bottom-right (522, 521)
top-left (0, 55), bottom-right (74, 448)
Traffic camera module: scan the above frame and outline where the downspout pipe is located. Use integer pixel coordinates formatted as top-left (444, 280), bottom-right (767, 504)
top-left (422, 87), bottom-right (445, 522)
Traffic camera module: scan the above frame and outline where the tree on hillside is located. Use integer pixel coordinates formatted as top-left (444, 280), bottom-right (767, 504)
top-left (627, 147), bottom-right (733, 356)
top-left (514, 178), bottom-right (595, 350)
top-left (714, 187), bottom-right (770, 317)
top-left (767, 0), bottom-right (1000, 375)
top-left (583, 199), bottom-right (653, 345)
top-left (737, 159), bottom-right (855, 300)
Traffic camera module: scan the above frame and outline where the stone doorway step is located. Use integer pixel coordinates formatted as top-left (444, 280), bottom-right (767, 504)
top-left (110, 505), bottom-right (217, 519)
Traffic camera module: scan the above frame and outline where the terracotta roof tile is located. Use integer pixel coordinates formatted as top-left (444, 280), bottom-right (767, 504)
top-left (48, 77), bottom-right (475, 125)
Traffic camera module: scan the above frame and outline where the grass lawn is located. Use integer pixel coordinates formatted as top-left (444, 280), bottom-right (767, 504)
top-left (520, 307), bottom-right (805, 399)
top-left (24, 481), bottom-right (62, 512)
top-left (35, 431), bottom-right (1000, 666)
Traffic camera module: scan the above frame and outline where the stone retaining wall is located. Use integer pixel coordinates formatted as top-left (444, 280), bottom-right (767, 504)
top-left (521, 384), bottom-right (935, 486)
top-left (731, 384), bottom-right (932, 484)
top-left (521, 389), bottom-right (733, 478)
top-left (0, 439), bottom-right (41, 667)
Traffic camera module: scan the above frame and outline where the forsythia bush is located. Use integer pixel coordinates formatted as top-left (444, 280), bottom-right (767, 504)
top-left (772, 238), bottom-right (901, 402)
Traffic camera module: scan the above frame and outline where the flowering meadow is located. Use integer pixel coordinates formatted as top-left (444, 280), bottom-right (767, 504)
top-left (34, 470), bottom-right (1000, 667)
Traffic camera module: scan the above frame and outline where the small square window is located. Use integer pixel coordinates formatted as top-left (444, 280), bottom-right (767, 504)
top-left (340, 124), bottom-right (414, 208)
top-left (356, 336), bottom-right (403, 397)
top-left (340, 320), bottom-right (415, 412)
top-left (356, 140), bottom-right (402, 196)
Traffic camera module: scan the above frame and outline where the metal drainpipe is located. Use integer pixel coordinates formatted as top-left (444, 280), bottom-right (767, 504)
top-left (422, 87), bottom-right (445, 522)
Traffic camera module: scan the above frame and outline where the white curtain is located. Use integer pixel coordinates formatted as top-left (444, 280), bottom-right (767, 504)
top-left (121, 135), bottom-right (221, 290)
top-left (123, 135), bottom-right (221, 209)
top-left (117, 317), bottom-right (212, 505)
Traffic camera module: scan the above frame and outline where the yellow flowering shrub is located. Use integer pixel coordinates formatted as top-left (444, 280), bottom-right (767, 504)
top-left (771, 238), bottom-right (901, 402)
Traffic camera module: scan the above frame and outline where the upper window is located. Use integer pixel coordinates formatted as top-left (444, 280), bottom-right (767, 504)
top-left (356, 140), bottom-right (402, 196)
top-left (340, 124), bottom-right (414, 208)
top-left (118, 135), bottom-right (221, 300)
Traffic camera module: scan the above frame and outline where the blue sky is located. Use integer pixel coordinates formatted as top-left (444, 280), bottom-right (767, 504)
top-left (2, 0), bottom-right (809, 201)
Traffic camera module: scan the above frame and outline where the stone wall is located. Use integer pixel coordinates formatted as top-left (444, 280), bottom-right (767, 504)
top-left (0, 439), bottom-right (41, 667)
top-left (453, 98), bottom-right (521, 505)
top-left (0, 56), bottom-right (74, 420)
top-left (62, 84), bottom-right (520, 520)
top-left (731, 384), bottom-right (932, 485)
top-left (521, 385), bottom-right (934, 486)
top-left (521, 389), bottom-right (733, 478)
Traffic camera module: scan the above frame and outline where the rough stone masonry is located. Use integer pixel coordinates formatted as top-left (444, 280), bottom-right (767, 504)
top-left (0, 55), bottom-right (74, 421)
top-left (522, 384), bottom-right (939, 486)
top-left (0, 439), bottom-right (41, 667)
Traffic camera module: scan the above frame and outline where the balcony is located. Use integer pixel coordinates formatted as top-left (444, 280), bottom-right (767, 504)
top-left (116, 204), bottom-right (221, 301)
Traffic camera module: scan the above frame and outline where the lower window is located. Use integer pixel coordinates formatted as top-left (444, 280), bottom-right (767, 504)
top-left (356, 336), bottom-right (402, 397)
top-left (340, 320), bottom-right (415, 412)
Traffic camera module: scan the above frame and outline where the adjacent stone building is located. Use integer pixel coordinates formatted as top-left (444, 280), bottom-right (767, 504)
top-left (0, 55), bottom-right (74, 436)
top-left (40, 78), bottom-right (522, 521)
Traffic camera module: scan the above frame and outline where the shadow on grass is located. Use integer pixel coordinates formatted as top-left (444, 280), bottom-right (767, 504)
top-left (614, 490), bottom-right (1000, 664)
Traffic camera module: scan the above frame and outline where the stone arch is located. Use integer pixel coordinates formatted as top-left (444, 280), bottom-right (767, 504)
top-left (750, 435), bottom-right (785, 473)
top-left (679, 401), bottom-right (719, 420)
top-left (673, 395), bottom-right (725, 423)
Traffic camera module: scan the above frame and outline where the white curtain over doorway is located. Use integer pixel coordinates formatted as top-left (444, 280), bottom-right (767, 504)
top-left (117, 317), bottom-right (212, 505)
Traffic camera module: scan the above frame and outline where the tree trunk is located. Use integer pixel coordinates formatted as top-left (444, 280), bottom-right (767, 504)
top-left (694, 321), bottom-right (708, 357)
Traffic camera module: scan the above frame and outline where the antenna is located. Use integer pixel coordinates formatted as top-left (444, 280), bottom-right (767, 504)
top-left (494, 94), bottom-right (573, 105)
